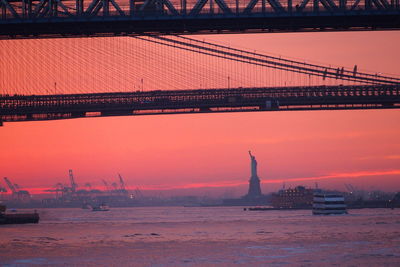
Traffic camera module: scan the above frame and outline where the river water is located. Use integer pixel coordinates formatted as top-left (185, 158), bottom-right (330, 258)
top-left (1, 207), bottom-right (400, 266)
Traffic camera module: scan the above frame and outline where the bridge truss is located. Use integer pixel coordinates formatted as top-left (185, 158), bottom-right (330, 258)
top-left (0, 0), bottom-right (400, 38)
top-left (1, 84), bottom-right (399, 125)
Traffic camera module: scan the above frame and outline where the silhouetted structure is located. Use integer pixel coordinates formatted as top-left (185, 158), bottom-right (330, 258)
top-left (271, 186), bottom-right (319, 209)
top-left (2, 85), bottom-right (399, 126)
top-left (244, 151), bottom-right (262, 198)
top-left (390, 192), bottom-right (400, 209)
top-left (1, 0), bottom-right (400, 39)
top-left (222, 151), bottom-right (268, 206)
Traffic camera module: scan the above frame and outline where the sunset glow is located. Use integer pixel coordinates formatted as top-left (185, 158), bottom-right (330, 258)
top-left (1, 31), bottom-right (400, 197)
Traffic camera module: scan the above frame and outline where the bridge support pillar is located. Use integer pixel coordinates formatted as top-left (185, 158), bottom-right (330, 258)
top-left (234, 0), bottom-right (237, 13)
top-left (313, 0), bottom-right (319, 12)
top-left (339, 0), bottom-right (346, 10)
top-left (76, 0), bottom-right (83, 15)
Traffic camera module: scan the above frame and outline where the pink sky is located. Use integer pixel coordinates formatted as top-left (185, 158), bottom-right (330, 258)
top-left (1, 31), bottom-right (400, 197)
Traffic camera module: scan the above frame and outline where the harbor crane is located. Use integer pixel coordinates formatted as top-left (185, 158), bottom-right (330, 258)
top-left (69, 169), bottom-right (78, 193)
top-left (117, 173), bottom-right (130, 197)
top-left (4, 177), bottom-right (17, 194)
top-left (111, 182), bottom-right (118, 191)
top-left (102, 179), bottom-right (110, 192)
top-left (0, 186), bottom-right (7, 201)
top-left (44, 182), bottom-right (66, 199)
top-left (3, 177), bottom-right (30, 201)
top-left (118, 174), bottom-right (126, 191)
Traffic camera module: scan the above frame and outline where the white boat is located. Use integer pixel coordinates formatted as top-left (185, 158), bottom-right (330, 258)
top-left (313, 193), bottom-right (347, 215)
top-left (91, 204), bottom-right (109, 211)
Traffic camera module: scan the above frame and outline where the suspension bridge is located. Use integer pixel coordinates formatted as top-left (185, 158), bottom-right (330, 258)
top-left (0, 0), bottom-right (399, 38)
top-left (0, 35), bottom-right (399, 126)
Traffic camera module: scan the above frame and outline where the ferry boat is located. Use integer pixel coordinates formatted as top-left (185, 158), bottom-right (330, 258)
top-left (313, 193), bottom-right (347, 215)
top-left (270, 186), bottom-right (315, 209)
top-left (0, 204), bottom-right (40, 224)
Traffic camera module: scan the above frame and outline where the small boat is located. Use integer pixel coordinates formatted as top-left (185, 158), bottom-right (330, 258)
top-left (91, 203), bottom-right (109, 211)
top-left (246, 207), bottom-right (273, 211)
top-left (313, 193), bottom-right (347, 215)
top-left (0, 204), bottom-right (40, 224)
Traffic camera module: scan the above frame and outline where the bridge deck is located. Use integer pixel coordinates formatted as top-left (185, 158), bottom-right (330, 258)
top-left (1, 85), bottom-right (399, 125)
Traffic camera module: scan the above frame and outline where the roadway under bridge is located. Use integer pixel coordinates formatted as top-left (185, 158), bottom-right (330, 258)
top-left (1, 85), bottom-right (399, 126)
top-left (0, 0), bottom-right (399, 38)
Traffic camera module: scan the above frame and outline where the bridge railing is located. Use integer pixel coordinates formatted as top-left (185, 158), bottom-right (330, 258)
top-left (1, 85), bottom-right (399, 124)
top-left (1, 85), bottom-right (399, 110)
top-left (1, 0), bottom-right (399, 21)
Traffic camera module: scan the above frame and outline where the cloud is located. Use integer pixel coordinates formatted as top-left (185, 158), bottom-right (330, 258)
top-left (265, 169), bottom-right (400, 184)
top-left (385, 155), bottom-right (400, 160)
top-left (356, 154), bottom-right (400, 161)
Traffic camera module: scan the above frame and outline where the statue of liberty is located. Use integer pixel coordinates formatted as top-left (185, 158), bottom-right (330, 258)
top-left (246, 151), bottom-right (262, 198)
top-left (249, 151), bottom-right (258, 178)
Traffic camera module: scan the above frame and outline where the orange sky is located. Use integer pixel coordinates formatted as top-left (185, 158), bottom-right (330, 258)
top-left (1, 31), bottom-right (400, 196)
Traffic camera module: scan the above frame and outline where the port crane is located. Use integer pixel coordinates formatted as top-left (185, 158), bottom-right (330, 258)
top-left (117, 173), bottom-right (130, 197)
top-left (102, 179), bottom-right (110, 192)
top-left (69, 169), bottom-right (78, 193)
top-left (44, 182), bottom-right (66, 199)
top-left (111, 182), bottom-right (118, 190)
top-left (55, 182), bottom-right (66, 198)
top-left (4, 177), bottom-right (17, 194)
top-left (118, 174), bottom-right (126, 191)
top-left (3, 177), bottom-right (30, 200)
top-left (0, 186), bottom-right (7, 201)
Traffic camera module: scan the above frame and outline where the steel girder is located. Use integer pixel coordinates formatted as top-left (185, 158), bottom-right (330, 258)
top-left (0, 0), bottom-right (400, 38)
top-left (1, 0), bottom-right (399, 19)
top-left (1, 85), bottom-right (400, 125)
